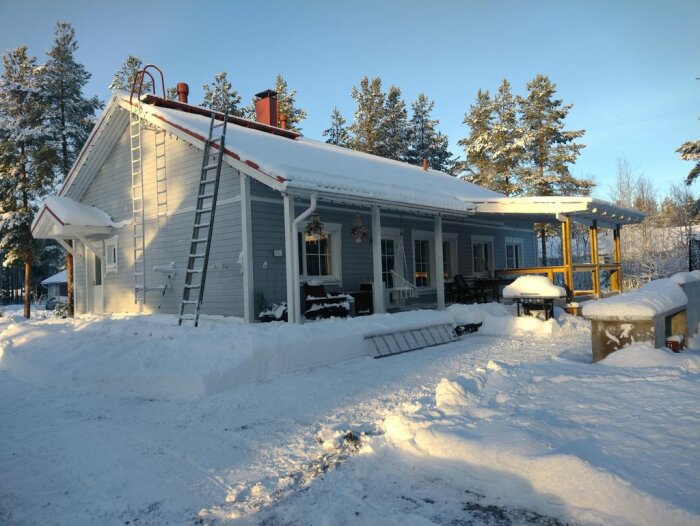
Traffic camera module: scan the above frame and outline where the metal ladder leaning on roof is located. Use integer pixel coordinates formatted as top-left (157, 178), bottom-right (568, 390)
top-left (178, 111), bottom-right (229, 327)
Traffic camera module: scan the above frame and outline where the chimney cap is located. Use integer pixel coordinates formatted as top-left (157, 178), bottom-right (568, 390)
top-left (255, 89), bottom-right (278, 99)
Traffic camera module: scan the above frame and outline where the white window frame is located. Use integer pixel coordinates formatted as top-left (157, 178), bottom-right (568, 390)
top-left (505, 237), bottom-right (524, 269)
top-left (104, 236), bottom-right (118, 274)
top-left (471, 234), bottom-right (494, 277)
top-left (300, 222), bottom-right (342, 285)
top-left (411, 230), bottom-right (458, 288)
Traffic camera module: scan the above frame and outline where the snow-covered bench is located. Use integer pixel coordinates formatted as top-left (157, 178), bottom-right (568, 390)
top-left (582, 272), bottom-right (700, 362)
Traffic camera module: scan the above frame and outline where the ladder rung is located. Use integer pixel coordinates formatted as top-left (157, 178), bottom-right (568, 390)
top-left (134, 271), bottom-right (144, 276)
top-left (189, 254), bottom-right (205, 258)
top-left (198, 193), bottom-right (214, 199)
top-left (182, 300), bottom-right (199, 305)
top-left (199, 178), bottom-right (216, 185)
top-left (191, 238), bottom-right (207, 243)
top-left (204, 163), bottom-right (219, 170)
top-left (193, 223), bottom-right (209, 228)
top-left (184, 285), bottom-right (200, 289)
top-left (186, 269), bottom-right (203, 274)
top-left (196, 208), bottom-right (212, 213)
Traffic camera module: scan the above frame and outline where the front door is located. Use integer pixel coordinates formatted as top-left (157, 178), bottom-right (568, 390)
top-left (88, 251), bottom-right (104, 313)
top-left (472, 238), bottom-right (494, 278)
top-left (381, 233), bottom-right (404, 308)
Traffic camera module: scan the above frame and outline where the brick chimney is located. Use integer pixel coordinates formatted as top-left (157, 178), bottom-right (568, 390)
top-left (176, 82), bottom-right (189, 103)
top-left (255, 89), bottom-right (278, 127)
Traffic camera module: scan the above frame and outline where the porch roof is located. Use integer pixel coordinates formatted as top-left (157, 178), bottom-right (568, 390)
top-left (467, 196), bottom-right (645, 228)
top-left (31, 196), bottom-right (119, 240)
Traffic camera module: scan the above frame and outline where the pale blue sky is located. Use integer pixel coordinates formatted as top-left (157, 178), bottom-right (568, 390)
top-left (1, 0), bottom-right (698, 199)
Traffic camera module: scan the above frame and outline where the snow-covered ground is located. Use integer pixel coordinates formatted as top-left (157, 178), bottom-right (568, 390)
top-left (0, 303), bottom-right (698, 525)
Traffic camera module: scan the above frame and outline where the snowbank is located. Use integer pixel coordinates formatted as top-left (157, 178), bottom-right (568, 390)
top-left (582, 278), bottom-right (687, 318)
top-left (502, 275), bottom-right (566, 298)
top-left (599, 342), bottom-right (700, 371)
top-left (383, 349), bottom-right (700, 525)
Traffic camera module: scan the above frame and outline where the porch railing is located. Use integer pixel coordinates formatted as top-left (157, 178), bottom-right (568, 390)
top-left (495, 262), bottom-right (622, 298)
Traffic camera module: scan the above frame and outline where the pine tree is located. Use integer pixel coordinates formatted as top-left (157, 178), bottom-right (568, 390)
top-left (274, 74), bottom-right (307, 132)
top-left (110, 55), bottom-right (151, 93)
top-left (677, 140), bottom-right (700, 186)
top-left (518, 74), bottom-right (589, 196)
top-left (0, 47), bottom-right (58, 318)
top-left (201, 71), bottom-right (243, 116)
top-left (458, 89), bottom-right (496, 189)
top-left (322, 107), bottom-right (349, 146)
top-left (406, 93), bottom-right (453, 173)
top-left (377, 85), bottom-right (409, 161)
top-left (348, 76), bottom-right (386, 155)
top-left (42, 21), bottom-right (102, 181)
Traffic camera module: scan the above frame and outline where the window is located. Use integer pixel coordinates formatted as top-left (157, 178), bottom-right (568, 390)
top-left (414, 239), bottom-right (431, 287)
top-left (505, 238), bottom-right (524, 269)
top-left (104, 236), bottom-right (118, 274)
top-left (471, 235), bottom-right (493, 277)
top-left (299, 223), bottom-right (342, 283)
top-left (443, 241), bottom-right (452, 280)
top-left (381, 239), bottom-right (396, 288)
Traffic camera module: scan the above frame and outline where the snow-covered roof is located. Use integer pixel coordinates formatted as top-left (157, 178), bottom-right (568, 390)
top-left (41, 270), bottom-right (67, 286)
top-left (31, 196), bottom-right (118, 239)
top-left (468, 196), bottom-right (644, 227)
top-left (125, 94), bottom-right (501, 214)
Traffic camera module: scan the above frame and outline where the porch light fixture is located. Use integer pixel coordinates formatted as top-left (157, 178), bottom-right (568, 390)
top-left (350, 214), bottom-right (368, 243)
top-left (305, 211), bottom-right (326, 241)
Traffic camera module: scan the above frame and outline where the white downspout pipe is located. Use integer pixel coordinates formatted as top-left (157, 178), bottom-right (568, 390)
top-left (291, 193), bottom-right (318, 323)
top-left (283, 194), bottom-right (296, 323)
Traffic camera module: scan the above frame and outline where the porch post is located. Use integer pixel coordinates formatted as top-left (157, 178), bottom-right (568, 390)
top-left (561, 215), bottom-right (573, 294)
top-left (612, 224), bottom-right (622, 292)
top-left (434, 214), bottom-right (445, 310)
top-left (283, 194), bottom-right (297, 323)
top-left (371, 205), bottom-right (385, 314)
top-left (590, 220), bottom-right (600, 298)
top-left (240, 174), bottom-right (255, 322)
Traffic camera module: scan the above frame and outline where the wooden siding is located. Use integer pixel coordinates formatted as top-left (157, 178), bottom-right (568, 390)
top-left (74, 124), bottom-right (244, 316)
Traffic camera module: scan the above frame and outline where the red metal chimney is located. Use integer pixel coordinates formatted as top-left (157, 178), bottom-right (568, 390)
top-left (422, 158), bottom-right (428, 171)
top-left (279, 114), bottom-right (288, 130)
top-left (255, 89), bottom-right (278, 127)
top-left (176, 82), bottom-right (189, 103)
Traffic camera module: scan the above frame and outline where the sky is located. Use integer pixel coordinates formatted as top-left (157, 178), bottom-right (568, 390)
top-left (1, 0), bottom-right (698, 200)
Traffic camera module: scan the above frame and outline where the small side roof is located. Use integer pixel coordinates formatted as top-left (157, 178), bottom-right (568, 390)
top-left (32, 196), bottom-right (118, 240)
top-left (41, 269), bottom-right (67, 286)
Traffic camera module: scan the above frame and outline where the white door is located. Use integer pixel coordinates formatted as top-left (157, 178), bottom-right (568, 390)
top-left (88, 251), bottom-right (104, 313)
top-left (472, 238), bottom-right (494, 278)
top-left (381, 233), bottom-right (404, 308)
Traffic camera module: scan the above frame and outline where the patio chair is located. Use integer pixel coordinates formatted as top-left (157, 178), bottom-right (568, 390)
top-left (453, 275), bottom-right (487, 304)
top-left (302, 282), bottom-right (351, 319)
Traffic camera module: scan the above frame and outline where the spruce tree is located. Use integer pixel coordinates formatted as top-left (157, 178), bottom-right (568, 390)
top-left (274, 74), bottom-right (307, 132)
top-left (110, 55), bottom-right (151, 93)
top-left (0, 47), bottom-right (58, 318)
top-left (406, 93), bottom-right (453, 173)
top-left (201, 71), bottom-right (243, 116)
top-left (489, 80), bottom-right (525, 195)
top-left (322, 107), bottom-right (349, 146)
top-left (377, 85), bottom-right (409, 161)
top-left (677, 140), bottom-right (700, 186)
top-left (348, 76), bottom-right (386, 155)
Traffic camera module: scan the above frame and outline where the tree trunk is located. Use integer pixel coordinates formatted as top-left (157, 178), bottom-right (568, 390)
top-left (66, 240), bottom-right (74, 317)
top-left (540, 227), bottom-right (548, 266)
top-left (23, 256), bottom-right (31, 319)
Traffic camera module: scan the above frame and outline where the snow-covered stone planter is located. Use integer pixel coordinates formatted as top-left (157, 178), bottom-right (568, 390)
top-left (582, 272), bottom-right (700, 362)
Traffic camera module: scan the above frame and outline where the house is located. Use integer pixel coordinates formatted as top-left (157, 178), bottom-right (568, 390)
top-left (41, 269), bottom-right (68, 299)
top-left (31, 73), bottom-right (644, 323)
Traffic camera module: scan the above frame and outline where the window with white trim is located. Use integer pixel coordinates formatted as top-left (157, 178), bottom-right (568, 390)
top-left (104, 236), bottom-right (118, 274)
top-left (299, 223), bottom-right (342, 283)
top-left (505, 237), bottom-right (524, 269)
top-left (411, 230), bottom-right (459, 287)
top-left (471, 235), bottom-right (493, 277)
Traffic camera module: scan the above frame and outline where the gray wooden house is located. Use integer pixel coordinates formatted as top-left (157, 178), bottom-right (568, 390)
top-left (32, 83), bottom-right (644, 323)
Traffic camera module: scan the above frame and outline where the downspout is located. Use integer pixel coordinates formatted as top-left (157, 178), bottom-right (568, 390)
top-left (291, 193), bottom-right (318, 323)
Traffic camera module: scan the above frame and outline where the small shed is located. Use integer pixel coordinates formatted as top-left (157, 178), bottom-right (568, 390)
top-left (41, 270), bottom-right (68, 298)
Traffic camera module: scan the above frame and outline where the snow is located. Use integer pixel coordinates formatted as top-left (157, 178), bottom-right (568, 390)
top-left (40, 269), bottom-right (67, 285)
top-left (502, 275), bottom-right (567, 298)
top-left (1, 304), bottom-right (699, 525)
top-left (582, 277), bottom-right (688, 318)
top-left (130, 97), bottom-right (502, 214)
top-left (669, 271), bottom-right (700, 285)
top-left (37, 195), bottom-right (116, 228)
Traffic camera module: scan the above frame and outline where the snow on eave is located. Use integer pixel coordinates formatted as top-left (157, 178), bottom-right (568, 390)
top-left (41, 269), bottom-right (67, 286)
top-left (468, 196), bottom-right (645, 226)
